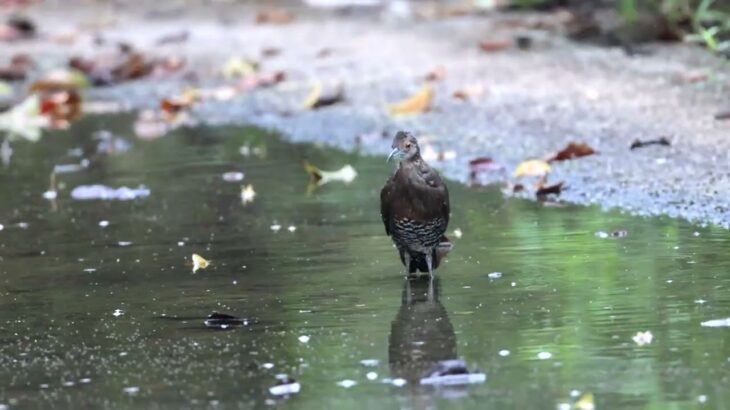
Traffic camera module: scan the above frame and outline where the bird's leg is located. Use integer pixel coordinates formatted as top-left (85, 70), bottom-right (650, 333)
top-left (427, 276), bottom-right (434, 302)
top-left (406, 277), bottom-right (412, 304)
top-left (425, 251), bottom-right (434, 279)
top-left (403, 252), bottom-right (411, 278)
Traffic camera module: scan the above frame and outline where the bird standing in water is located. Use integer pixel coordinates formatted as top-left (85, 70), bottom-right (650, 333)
top-left (380, 131), bottom-right (450, 277)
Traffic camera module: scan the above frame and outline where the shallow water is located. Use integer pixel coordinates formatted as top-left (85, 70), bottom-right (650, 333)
top-left (1, 115), bottom-right (730, 409)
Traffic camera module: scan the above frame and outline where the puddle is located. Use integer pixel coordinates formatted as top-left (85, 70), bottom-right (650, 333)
top-left (0, 115), bottom-right (729, 408)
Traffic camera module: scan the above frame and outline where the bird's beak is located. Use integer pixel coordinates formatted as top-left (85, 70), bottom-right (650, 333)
top-left (386, 147), bottom-right (401, 163)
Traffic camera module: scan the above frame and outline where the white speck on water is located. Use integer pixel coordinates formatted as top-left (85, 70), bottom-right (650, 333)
top-left (391, 378), bottom-right (407, 387)
top-left (360, 359), bottom-right (379, 367)
top-left (570, 389), bottom-right (581, 397)
top-left (222, 171), bottom-right (244, 182)
top-left (288, 225), bottom-right (296, 232)
top-left (232, 280), bottom-right (238, 285)
top-left (337, 379), bottom-right (357, 388)
top-left (666, 280), bottom-right (673, 284)
top-left (79, 378), bottom-right (91, 384)
top-left (656, 157), bottom-right (667, 164)
top-left (453, 228), bottom-right (463, 238)
top-left (463, 286), bottom-right (471, 289)
top-left (595, 231), bottom-right (609, 238)
top-left (119, 352), bottom-right (128, 357)
top-left (695, 299), bottom-right (707, 304)
top-left (83, 268), bottom-right (96, 273)
top-left (498, 349), bottom-right (510, 357)
top-left (511, 282), bottom-right (516, 287)
top-left (693, 231), bottom-right (701, 236)
top-left (557, 403), bottom-right (571, 410)
top-left (0, 405), bottom-right (7, 410)
top-left (270, 224), bottom-right (281, 232)
top-left (123, 386), bottom-right (140, 395)
top-left (43, 190), bottom-right (58, 200)
top-left (701, 318), bottom-right (730, 327)
top-left (62, 381), bottom-right (75, 387)
top-left (118, 241), bottom-right (132, 247)
top-left (488, 272), bottom-right (502, 279)
top-left (40, 384), bottom-right (49, 389)
top-left (298, 335), bottom-right (310, 343)
top-left (366, 372), bottom-right (378, 380)
top-left (673, 246), bottom-right (679, 250)
top-left (698, 395), bottom-right (708, 403)
top-left (0, 224), bottom-right (3, 231)
top-left (113, 309), bottom-right (124, 317)
top-left (17, 222), bottom-right (29, 229)
top-left (632, 330), bottom-right (653, 345)
top-left (177, 241), bottom-right (185, 246)
top-left (537, 352), bottom-right (552, 360)
top-left (98, 220), bottom-right (110, 227)
top-left (262, 363), bottom-right (274, 369)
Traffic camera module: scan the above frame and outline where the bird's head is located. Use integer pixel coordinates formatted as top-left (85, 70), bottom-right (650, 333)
top-left (387, 131), bottom-right (420, 163)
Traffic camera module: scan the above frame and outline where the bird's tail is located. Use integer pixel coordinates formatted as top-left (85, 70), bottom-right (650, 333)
top-left (399, 236), bottom-right (453, 273)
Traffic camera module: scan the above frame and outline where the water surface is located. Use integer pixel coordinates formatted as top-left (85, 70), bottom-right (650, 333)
top-left (1, 116), bottom-right (729, 409)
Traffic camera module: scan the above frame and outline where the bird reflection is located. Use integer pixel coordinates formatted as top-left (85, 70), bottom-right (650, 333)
top-left (389, 277), bottom-right (457, 382)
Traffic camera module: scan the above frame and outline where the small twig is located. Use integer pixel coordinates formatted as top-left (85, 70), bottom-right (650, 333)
top-left (630, 137), bottom-right (671, 150)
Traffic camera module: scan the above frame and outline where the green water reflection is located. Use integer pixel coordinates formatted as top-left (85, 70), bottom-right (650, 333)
top-left (0, 115), bottom-right (729, 409)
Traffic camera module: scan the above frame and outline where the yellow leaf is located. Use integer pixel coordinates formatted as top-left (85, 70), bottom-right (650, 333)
top-left (388, 85), bottom-right (433, 116)
top-left (573, 393), bottom-right (594, 410)
top-left (192, 253), bottom-right (210, 273)
top-left (513, 159), bottom-right (551, 178)
top-left (302, 82), bottom-right (323, 109)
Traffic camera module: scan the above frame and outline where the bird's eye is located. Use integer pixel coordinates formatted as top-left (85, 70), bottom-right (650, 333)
top-left (405, 143), bottom-right (411, 149)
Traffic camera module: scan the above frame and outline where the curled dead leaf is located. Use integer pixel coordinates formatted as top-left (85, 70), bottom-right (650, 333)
top-left (424, 66), bottom-right (446, 82)
top-left (302, 82), bottom-right (345, 109)
top-left (40, 90), bottom-right (82, 129)
top-left (388, 85), bottom-right (433, 116)
top-left (192, 253), bottom-right (210, 273)
top-left (453, 84), bottom-right (485, 101)
top-left (547, 142), bottom-right (596, 162)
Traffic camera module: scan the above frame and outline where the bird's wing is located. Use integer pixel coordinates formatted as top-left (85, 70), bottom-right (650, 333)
top-left (421, 167), bottom-right (450, 226)
top-left (380, 175), bottom-right (395, 236)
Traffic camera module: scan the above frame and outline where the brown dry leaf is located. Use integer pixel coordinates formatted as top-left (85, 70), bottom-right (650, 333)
top-left (478, 39), bottom-right (512, 52)
top-left (40, 90), bottom-right (82, 129)
top-left (0, 54), bottom-right (33, 81)
top-left (424, 66), bottom-right (446, 82)
top-left (255, 9), bottom-right (295, 24)
top-left (388, 85), bottom-right (433, 116)
top-left (547, 142), bottom-right (596, 162)
top-left (536, 181), bottom-right (564, 199)
top-left (302, 82), bottom-right (345, 110)
top-left (160, 91), bottom-right (196, 120)
top-left (30, 69), bottom-right (89, 92)
top-left (513, 159), bottom-right (551, 178)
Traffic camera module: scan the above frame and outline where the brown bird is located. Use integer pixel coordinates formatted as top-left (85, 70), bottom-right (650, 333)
top-left (380, 131), bottom-right (450, 277)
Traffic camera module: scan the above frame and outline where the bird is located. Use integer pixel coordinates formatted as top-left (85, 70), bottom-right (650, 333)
top-left (380, 131), bottom-right (450, 277)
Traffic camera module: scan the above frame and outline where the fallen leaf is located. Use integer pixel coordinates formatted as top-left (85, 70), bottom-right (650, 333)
top-left (536, 181), bottom-right (564, 199)
top-left (713, 111), bottom-right (730, 121)
top-left (40, 90), bottom-right (82, 129)
top-left (453, 84), bottom-right (485, 101)
top-left (468, 156), bottom-right (503, 179)
top-left (632, 330), bottom-right (653, 346)
top-left (304, 161), bottom-right (358, 191)
top-left (573, 393), bottom-right (594, 410)
top-left (29, 69), bottom-right (89, 92)
top-left (478, 39), bottom-right (512, 52)
top-left (222, 56), bottom-right (258, 79)
top-left (424, 66), bottom-right (446, 82)
top-left (255, 9), bottom-right (295, 24)
top-left (547, 142), bottom-right (596, 162)
top-left (0, 54), bottom-right (33, 81)
top-left (513, 159), bottom-right (551, 178)
top-left (302, 82), bottom-right (345, 109)
top-left (241, 184), bottom-right (256, 205)
top-left (630, 137), bottom-right (670, 150)
top-left (388, 85), bottom-right (433, 116)
top-left (160, 92), bottom-right (196, 120)
top-left (192, 253), bottom-right (210, 273)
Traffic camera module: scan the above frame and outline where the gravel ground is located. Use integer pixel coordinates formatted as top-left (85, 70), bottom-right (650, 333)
top-left (3, 1), bottom-right (730, 226)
